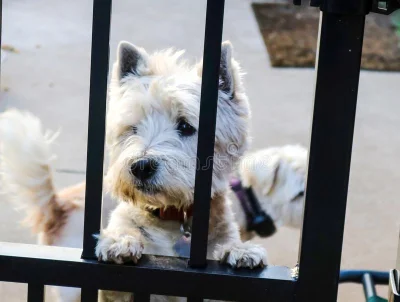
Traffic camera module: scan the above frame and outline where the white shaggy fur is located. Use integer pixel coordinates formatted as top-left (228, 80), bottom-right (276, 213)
top-left (231, 145), bottom-right (307, 240)
top-left (0, 109), bottom-right (58, 229)
top-left (0, 41), bottom-right (267, 302)
top-left (96, 41), bottom-right (267, 301)
top-left (0, 109), bottom-right (84, 301)
top-left (213, 241), bottom-right (267, 269)
top-left (105, 41), bottom-right (249, 206)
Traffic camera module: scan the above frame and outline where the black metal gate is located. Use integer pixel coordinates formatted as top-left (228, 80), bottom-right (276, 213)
top-left (1, 0), bottom-right (400, 301)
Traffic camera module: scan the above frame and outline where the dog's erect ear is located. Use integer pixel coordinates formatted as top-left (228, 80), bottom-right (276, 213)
top-left (197, 41), bottom-right (237, 98)
top-left (117, 41), bottom-right (149, 79)
top-left (219, 41), bottom-right (235, 97)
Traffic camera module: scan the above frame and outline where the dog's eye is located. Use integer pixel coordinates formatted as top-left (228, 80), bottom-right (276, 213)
top-left (177, 118), bottom-right (196, 137)
top-left (131, 126), bottom-right (138, 134)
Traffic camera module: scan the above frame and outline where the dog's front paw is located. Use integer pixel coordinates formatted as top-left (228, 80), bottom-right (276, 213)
top-left (95, 233), bottom-right (144, 264)
top-left (213, 242), bottom-right (267, 269)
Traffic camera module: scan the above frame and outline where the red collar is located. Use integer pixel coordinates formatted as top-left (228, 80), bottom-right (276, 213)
top-left (151, 205), bottom-right (193, 222)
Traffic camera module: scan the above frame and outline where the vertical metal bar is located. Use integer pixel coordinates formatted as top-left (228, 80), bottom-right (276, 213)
top-left (27, 284), bottom-right (44, 302)
top-left (295, 12), bottom-right (365, 302)
top-left (81, 288), bottom-right (98, 302)
top-left (189, 0), bottom-right (226, 269)
top-left (134, 293), bottom-right (151, 302)
top-left (81, 0), bottom-right (112, 260)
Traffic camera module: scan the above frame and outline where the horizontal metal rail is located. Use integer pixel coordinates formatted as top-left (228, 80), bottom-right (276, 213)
top-left (0, 243), bottom-right (295, 301)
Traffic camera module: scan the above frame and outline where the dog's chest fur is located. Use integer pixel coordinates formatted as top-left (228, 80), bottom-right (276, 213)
top-left (112, 202), bottom-right (195, 258)
top-left (140, 216), bottom-right (186, 257)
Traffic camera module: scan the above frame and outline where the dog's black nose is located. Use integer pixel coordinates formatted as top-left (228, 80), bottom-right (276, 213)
top-left (131, 159), bottom-right (158, 181)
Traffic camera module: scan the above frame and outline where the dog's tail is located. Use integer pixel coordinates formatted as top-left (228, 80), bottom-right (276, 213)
top-left (0, 108), bottom-right (59, 234)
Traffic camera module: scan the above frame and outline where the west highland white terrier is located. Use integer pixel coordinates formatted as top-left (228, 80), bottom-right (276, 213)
top-left (0, 41), bottom-right (267, 302)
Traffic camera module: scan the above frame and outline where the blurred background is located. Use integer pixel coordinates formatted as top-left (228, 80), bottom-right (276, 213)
top-left (1, 0), bottom-right (400, 301)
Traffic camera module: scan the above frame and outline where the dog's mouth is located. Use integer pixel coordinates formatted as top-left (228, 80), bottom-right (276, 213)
top-left (135, 182), bottom-right (161, 195)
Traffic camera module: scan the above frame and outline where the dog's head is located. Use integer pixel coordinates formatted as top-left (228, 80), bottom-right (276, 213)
top-left (106, 41), bottom-right (250, 209)
top-left (239, 145), bottom-right (307, 229)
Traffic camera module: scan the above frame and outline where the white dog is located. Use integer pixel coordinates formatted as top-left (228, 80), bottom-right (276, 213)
top-left (231, 145), bottom-right (307, 241)
top-left (0, 41), bottom-right (267, 302)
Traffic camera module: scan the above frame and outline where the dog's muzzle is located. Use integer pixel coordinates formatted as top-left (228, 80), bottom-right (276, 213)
top-left (247, 211), bottom-right (277, 237)
top-left (230, 177), bottom-right (277, 237)
top-left (131, 158), bottom-right (161, 195)
top-left (131, 158), bottom-right (158, 182)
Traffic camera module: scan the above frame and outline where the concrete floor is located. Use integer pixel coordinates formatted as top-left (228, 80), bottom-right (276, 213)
top-left (1, 0), bottom-right (400, 301)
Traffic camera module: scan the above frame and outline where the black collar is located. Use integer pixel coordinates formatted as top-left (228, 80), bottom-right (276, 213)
top-left (230, 177), bottom-right (276, 237)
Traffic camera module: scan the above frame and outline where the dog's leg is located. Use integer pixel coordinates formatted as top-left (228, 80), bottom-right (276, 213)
top-left (96, 203), bottom-right (144, 301)
top-left (209, 197), bottom-right (267, 269)
top-left (96, 203), bottom-right (144, 264)
top-left (213, 239), bottom-right (267, 269)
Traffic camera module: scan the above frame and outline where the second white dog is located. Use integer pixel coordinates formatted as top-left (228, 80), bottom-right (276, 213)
top-left (231, 145), bottom-right (307, 241)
